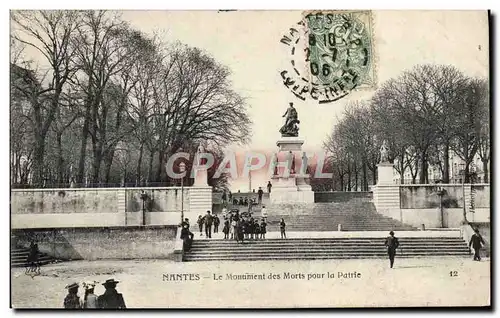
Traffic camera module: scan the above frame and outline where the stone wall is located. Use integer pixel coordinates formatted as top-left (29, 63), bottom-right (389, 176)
top-left (314, 191), bottom-right (373, 203)
top-left (11, 187), bottom-right (211, 229)
top-left (12, 226), bottom-right (178, 260)
top-left (374, 184), bottom-right (490, 228)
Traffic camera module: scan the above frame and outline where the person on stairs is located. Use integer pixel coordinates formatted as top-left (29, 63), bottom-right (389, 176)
top-left (280, 218), bottom-right (286, 239)
top-left (260, 219), bottom-right (267, 239)
top-left (213, 214), bottom-right (220, 233)
top-left (203, 210), bottom-right (213, 239)
top-left (197, 215), bottom-right (204, 237)
top-left (223, 219), bottom-right (230, 239)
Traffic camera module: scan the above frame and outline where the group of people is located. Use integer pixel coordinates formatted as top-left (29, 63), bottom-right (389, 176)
top-left (223, 182), bottom-right (273, 206)
top-left (222, 213), bottom-right (268, 242)
top-left (196, 211), bottom-right (220, 239)
top-left (63, 278), bottom-right (126, 309)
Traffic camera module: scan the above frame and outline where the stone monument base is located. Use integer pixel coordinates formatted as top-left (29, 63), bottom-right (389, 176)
top-left (270, 174), bottom-right (314, 204)
top-left (377, 163), bottom-right (394, 185)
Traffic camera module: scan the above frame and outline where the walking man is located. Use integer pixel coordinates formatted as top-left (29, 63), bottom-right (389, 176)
top-left (384, 231), bottom-right (400, 269)
top-left (204, 210), bottom-right (213, 238)
top-left (469, 228), bottom-right (486, 261)
top-left (257, 187), bottom-right (264, 205)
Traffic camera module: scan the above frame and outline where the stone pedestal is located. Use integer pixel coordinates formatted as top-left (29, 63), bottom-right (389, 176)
top-left (377, 162), bottom-right (394, 185)
top-left (270, 137), bottom-right (314, 204)
top-left (193, 169), bottom-right (208, 187)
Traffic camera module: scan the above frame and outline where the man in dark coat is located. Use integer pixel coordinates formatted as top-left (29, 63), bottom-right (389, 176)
top-left (213, 215), bottom-right (220, 233)
top-left (469, 228), bottom-right (486, 261)
top-left (257, 187), bottom-right (264, 205)
top-left (98, 278), bottom-right (126, 309)
top-left (180, 224), bottom-right (194, 251)
top-left (63, 282), bottom-right (81, 309)
top-left (203, 210), bottom-right (213, 238)
top-left (384, 231), bottom-right (399, 269)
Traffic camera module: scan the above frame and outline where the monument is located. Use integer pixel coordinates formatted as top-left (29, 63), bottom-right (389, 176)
top-left (193, 142), bottom-right (208, 186)
top-left (270, 102), bottom-right (314, 204)
top-left (377, 140), bottom-right (394, 185)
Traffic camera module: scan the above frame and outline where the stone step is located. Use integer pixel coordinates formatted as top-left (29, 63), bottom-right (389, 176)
top-left (184, 253), bottom-right (470, 261)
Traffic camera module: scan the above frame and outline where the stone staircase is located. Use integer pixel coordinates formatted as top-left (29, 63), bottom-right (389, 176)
top-left (256, 202), bottom-right (416, 231)
top-left (11, 247), bottom-right (59, 268)
top-left (183, 237), bottom-right (470, 261)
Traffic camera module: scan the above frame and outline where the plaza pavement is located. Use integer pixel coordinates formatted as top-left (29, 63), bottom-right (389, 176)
top-left (11, 256), bottom-right (490, 308)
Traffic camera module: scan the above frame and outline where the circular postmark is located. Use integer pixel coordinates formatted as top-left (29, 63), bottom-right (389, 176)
top-left (279, 11), bottom-right (375, 104)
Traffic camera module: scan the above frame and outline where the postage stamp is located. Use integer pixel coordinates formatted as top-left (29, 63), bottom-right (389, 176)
top-left (279, 10), bottom-right (376, 103)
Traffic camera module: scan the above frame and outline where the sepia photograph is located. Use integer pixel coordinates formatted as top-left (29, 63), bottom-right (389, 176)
top-left (9, 9), bottom-right (491, 309)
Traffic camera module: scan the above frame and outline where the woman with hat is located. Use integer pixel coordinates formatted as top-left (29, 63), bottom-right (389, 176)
top-left (63, 282), bottom-right (81, 309)
top-left (81, 281), bottom-right (99, 309)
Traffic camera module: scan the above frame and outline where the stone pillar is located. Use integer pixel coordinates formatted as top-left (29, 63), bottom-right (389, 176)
top-left (117, 189), bottom-right (127, 226)
top-left (376, 163), bottom-right (394, 185)
top-left (373, 163), bottom-right (401, 221)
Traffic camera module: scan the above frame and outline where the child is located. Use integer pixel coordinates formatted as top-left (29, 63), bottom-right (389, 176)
top-left (254, 219), bottom-right (260, 240)
top-left (223, 220), bottom-right (230, 239)
top-left (260, 219), bottom-right (267, 239)
top-left (230, 217), bottom-right (237, 239)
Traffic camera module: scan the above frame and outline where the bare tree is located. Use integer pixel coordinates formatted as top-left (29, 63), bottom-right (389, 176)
top-left (11, 10), bottom-right (81, 186)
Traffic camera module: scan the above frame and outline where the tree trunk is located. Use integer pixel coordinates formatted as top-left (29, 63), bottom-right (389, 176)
top-left (354, 161), bottom-right (358, 191)
top-left (339, 172), bottom-right (344, 192)
top-left (419, 150), bottom-right (427, 184)
top-left (77, 114), bottom-right (90, 183)
top-left (443, 142), bottom-right (450, 183)
top-left (92, 141), bottom-right (103, 184)
top-left (362, 160), bottom-right (368, 191)
top-left (372, 166), bottom-right (377, 186)
top-left (31, 134), bottom-right (45, 186)
top-left (56, 132), bottom-right (64, 184)
top-left (464, 162), bottom-right (471, 183)
top-left (103, 148), bottom-right (115, 184)
top-left (482, 159), bottom-right (489, 183)
top-left (147, 150), bottom-right (155, 182)
top-left (136, 143), bottom-right (144, 184)
top-left (155, 149), bottom-right (165, 182)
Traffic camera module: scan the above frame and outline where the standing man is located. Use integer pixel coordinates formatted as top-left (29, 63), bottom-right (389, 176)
top-left (213, 214), bottom-right (220, 233)
top-left (257, 187), bottom-right (264, 205)
top-left (204, 210), bottom-right (213, 238)
top-left (221, 191), bottom-right (227, 206)
top-left (384, 231), bottom-right (400, 269)
top-left (98, 278), bottom-right (126, 309)
top-left (469, 228), bottom-right (486, 261)
top-left (267, 181), bottom-right (272, 194)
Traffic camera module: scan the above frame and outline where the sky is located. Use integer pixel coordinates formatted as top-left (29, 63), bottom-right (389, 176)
top-left (118, 10), bottom-right (489, 191)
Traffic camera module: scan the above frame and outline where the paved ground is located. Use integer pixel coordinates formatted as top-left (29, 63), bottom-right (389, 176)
top-left (11, 257), bottom-right (490, 308)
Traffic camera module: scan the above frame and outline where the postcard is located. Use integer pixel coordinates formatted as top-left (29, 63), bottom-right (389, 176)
top-left (10, 9), bottom-right (490, 308)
